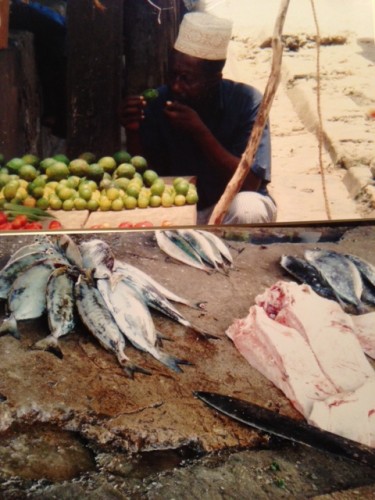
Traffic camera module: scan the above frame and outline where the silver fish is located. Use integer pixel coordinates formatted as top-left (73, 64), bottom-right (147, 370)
top-left (280, 255), bottom-right (338, 302)
top-left (33, 266), bottom-right (76, 356)
top-left (155, 230), bottom-right (211, 272)
top-left (304, 249), bottom-right (364, 311)
top-left (75, 273), bottom-right (149, 378)
top-left (8, 239), bottom-right (55, 264)
top-left (79, 239), bottom-right (115, 278)
top-left (0, 251), bottom-right (54, 299)
top-left (177, 229), bottom-right (223, 270)
top-left (51, 234), bottom-right (83, 269)
top-left (97, 277), bottom-right (189, 372)
top-left (197, 230), bottom-right (233, 267)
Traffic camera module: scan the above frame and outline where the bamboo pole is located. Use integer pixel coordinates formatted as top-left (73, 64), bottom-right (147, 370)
top-left (0, 0), bottom-right (10, 49)
top-left (208, 0), bottom-right (290, 225)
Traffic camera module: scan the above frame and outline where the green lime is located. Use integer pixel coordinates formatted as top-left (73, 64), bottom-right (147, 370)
top-left (174, 194), bottom-right (186, 206)
top-left (111, 198), bottom-right (124, 211)
top-left (131, 155), bottom-right (147, 171)
top-left (57, 186), bottom-right (74, 201)
top-left (150, 179), bottom-right (165, 196)
top-left (87, 199), bottom-right (99, 211)
top-left (53, 154), bottom-right (70, 165)
top-left (149, 194), bottom-right (162, 207)
top-left (67, 175), bottom-right (81, 188)
top-left (69, 158), bottom-right (89, 177)
top-left (74, 198), bottom-right (88, 210)
top-left (87, 163), bottom-right (104, 181)
top-left (114, 163), bottom-right (136, 179)
top-left (137, 195), bottom-right (150, 208)
top-left (142, 88), bottom-right (159, 102)
top-left (19, 164), bottom-right (38, 182)
top-left (6, 158), bottom-right (24, 173)
top-left (98, 156), bottom-right (117, 174)
top-left (113, 150), bottom-right (132, 165)
top-left (3, 181), bottom-right (20, 201)
top-left (186, 191), bottom-right (199, 204)
top-left (46, 162), bottom-right (70, 181)
top-left (78, 185), bottom-right (92, 201)
top-left (0, 173), bottom-right (10, 188)
top-left (100, 178), bottom-right (112, 190)
top-left (39, 157), bottom-right (56, 172)
top-left (106, 187), bottom-right (120, 201)
top-left (173, 176), bottom-right (186, 187)
top-left (49, 196), bottom-right (63, 210)
top-left (124, 196), bottom-right (137, 209)
top-left (99, 196), bottom-right (112, 211)
top-left (174, 179), bottom-right (189, 196)
top-left (126, 184), bottom-right (140, 199)
top-left (33, 175), bottom-right (47, 188)
top-left (16, 187), bottom-right (28, 201)
top-left (62, 199), bottom-right (74, 211)
top-left (22, 154), bottom-right (40, 167)
top-left (143, 169), bottom-right (159, 187)
top-left (36, 197), bottom-right (49, 210)
top-left (113, 177), bottom-right (130, 191)
top-left (31, 186), bottom-right (45, 199)
top-left (161, 192), bottom-right (173, 207)
top-left (22, 196), bottom-right (37, 208)
top-left (79, 152), bottom-right (96, 164)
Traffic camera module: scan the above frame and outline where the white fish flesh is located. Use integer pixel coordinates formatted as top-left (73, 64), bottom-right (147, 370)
top-left (304, 249), bottom-right (364, 311)
top-left (256, 281), bottom-right (375, 393)
top-left (226, 305), bottom-right (337, 417)
top-left (308, 379), bottom-right (375, 447)
top-left (97, 277), bottom-right (189, 372)
top-left (351, 312), bottom-right (375, 359)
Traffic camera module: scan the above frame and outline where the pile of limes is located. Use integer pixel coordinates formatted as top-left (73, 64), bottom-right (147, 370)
top-left (0, 151), bottom-right (198, 212)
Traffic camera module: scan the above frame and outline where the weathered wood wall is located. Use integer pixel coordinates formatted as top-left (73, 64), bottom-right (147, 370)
top-left (0, 32), bottom-right (40, 159)
top-left (66, 0), bottom-right (124, 158)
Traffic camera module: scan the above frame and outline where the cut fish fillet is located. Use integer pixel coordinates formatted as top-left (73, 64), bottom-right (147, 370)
top-left (351, 312), bottom-right (375, 360)
top-left (308, 379), bottom-right (375, 447)
top-left (256, 281), bottom-right (375, 393)
top-left (226, 305), bottom-right (337, 417)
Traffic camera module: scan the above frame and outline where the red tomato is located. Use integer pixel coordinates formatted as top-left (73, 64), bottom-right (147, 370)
top-left (11, 214), bottom-right (28, 230)
top-left (48, 220), bottom-right (63, 230)
top-left (134, 221), bottom-right (154, 228)
top-left (0, 212), bottom-right (8, 224)
top-left (24, 222), bottom-right (43, 230)
top-left (118, 221), bottom-right (134, 228)
top-left (0, 222), bottom-right (13, 230)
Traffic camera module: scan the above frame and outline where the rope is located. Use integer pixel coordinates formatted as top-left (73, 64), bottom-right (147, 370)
top-left (310, 0), bottom-right (332, 220)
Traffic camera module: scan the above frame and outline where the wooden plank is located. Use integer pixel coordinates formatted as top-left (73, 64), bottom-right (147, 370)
top-left (66, 0), bottom-right (123, 158)
top-left (0, 0), bottom-right (9, 49)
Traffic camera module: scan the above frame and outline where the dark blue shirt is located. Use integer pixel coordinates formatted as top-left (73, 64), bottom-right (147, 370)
top-left (140, 79), bottom-right (272, 208)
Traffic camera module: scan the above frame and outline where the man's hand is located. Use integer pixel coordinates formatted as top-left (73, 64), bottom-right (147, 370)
top-left (119, 96), bottom-right (146, 132)
top-left (164, 101), bottom-right (205, 137)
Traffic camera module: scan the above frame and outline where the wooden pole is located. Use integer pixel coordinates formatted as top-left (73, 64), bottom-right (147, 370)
top-left (208, 0), bottom-right (290, 225)
top-left (0, 0), bottom-right (10, 49)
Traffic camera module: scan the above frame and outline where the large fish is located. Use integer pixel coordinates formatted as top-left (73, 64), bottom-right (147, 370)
top-left (197, 230), bottom-right (233, 267)
top-left (79, 239), bottom-right (115, 278)
top-left (0, 260), bottom-right (62, 338)
top-left (304, 249), bottom-right (364, 312)
top-left (345, 253), bottom-right (375, 305)
top-left (155, 230), bottom-right (211, 272)
top-left (75, 273), bottom-right (149, 378)
top-left (97, 277), bottom-right (190, 372)
top-left (7, 238), bottom-right (55, 264)
top-left (51, 234), bottom-right (83, 269)
top-left (280, 255), bottom-right (338, 302)
top-left (33, 266), bottom-right (77, 357)
top-left (176, 229), bottom-right (223, 271)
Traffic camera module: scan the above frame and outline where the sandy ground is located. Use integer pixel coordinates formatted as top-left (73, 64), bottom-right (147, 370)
top-left (219, 0), bottom-right (375, 223)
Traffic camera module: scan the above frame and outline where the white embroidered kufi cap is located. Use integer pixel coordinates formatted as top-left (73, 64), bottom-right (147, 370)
top-left (174, 12), bottom-right (232, 60)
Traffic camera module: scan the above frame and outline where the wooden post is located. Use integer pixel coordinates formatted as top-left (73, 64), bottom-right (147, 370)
top-left (0, 0), bottom-right (9, 49)
top-left (208, 0), bottom-right (291, 225)
top-left (66, 0), bottom-right (124, 158)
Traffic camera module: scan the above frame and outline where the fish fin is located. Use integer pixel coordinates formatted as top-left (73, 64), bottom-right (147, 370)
top-left (187, 325), bottom-right (220, 341)
top-left (0, 315), bottom-right (20, 339)
top-left (109, 273), bottom-right (123, 291)
top-left (122, 362), bottom-right (152, 379)
top-left (156, 333), bottom-right (174, 344)
top-left (156, 352), bottom-right (193, 373)
top-left (32, 335), bottom-right (63, 359)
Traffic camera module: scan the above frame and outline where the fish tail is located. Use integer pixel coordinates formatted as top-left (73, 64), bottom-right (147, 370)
top-left (187, 324), bottom-right (220, 340)
top-left (156, 351), bottom-right (193, 373)
top-left (32, 335), bottom-right (63, 359)
top-left (121, 361), bottom-right (152, 379)
top-left (0, 315), bottom-right (20, 339)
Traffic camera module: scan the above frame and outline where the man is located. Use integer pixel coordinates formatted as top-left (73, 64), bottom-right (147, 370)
top-left (120, 11), bottom-right (277, 224)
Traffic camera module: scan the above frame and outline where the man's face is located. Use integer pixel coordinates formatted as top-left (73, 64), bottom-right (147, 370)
top-left (167, 50), bottom-right (222, 108)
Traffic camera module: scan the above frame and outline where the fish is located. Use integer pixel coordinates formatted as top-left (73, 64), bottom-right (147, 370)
top-left (0, 251), bottom-right (55, 299)
top-left (304, 249), bottom-right (364, 312)
top-left (97, 277), bottom-right (190, 373)
top-left (112, 265), bottom-right (216, 340)
top-left (280, 255), bottom-right (338, 302)
top-left (51, 234), bottom-right (83, 269)
top-left (176, 229), bottom-right (223, 270)
top-left (197, 230), bottom-right (233, 267)
top-left (345, 254), bottom-right (375, 304)
top-left (79, 239), bottom-right (115, 278)
top-left (155, 230), bottom-right (211, 272)
top-left (7, 239), bottom-right (55, 264)
top-left (33, 266), bottom-right (77, 357)
top-left (75, 272), bottom-right (149, 378)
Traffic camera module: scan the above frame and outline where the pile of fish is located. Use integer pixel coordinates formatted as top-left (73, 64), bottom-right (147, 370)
top-left (226, 280), bottom-right (375, 447)
top-left (155, 229), bottom-right (233, 273)
top-left (0, 234), bottom-right (214, 377)
top-left (280, 249), bottom-right (375, 313)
